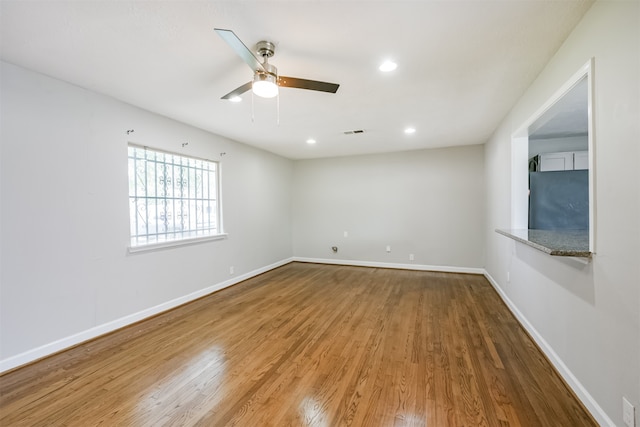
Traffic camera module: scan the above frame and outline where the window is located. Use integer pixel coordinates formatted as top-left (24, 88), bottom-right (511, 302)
top-left (128, 145), bottom-right (222, 249)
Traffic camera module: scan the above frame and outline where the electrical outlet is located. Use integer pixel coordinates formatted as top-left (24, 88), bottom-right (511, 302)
top-left (623, 397), bottom-right (635, 427)
top-left (409, 254), bottom-right (415, 261)
top-left (386, 245), bottom-right (391, 253)
top-left (344, 231), bottom-right (348, 238)
top-left (229, 266), bottom-right (234, 275)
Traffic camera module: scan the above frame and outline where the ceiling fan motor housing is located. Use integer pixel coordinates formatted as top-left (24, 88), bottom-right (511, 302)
top-left (260, 62), bottom-right (278, 78)
top-left (256, 41), bottom-right (278, 80)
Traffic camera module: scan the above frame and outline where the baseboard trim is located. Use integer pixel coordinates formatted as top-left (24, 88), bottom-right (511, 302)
top-left (482, 270), bottom-right (615, 427)
top-left (293, 257), bottom-right (484, 275)
top-left (0, 257), bottom-right (294, 374)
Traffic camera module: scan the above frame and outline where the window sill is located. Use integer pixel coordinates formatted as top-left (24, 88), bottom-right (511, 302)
top-left (128, 233), bottom-right (228, 254)
top-left (496, 229), bottom-right (591, 258)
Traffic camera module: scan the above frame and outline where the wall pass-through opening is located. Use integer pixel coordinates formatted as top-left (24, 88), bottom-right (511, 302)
top-left (510, 59), bottom-right (595, 254)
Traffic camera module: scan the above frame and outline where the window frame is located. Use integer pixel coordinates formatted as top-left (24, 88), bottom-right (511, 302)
top-left (127, 144), bottom-right (226, 253)
top-left (510, 58), bottom-right (595, 254)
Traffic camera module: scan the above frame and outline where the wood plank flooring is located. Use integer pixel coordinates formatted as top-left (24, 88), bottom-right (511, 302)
top-left (0, 262), bottom-right (597, 426)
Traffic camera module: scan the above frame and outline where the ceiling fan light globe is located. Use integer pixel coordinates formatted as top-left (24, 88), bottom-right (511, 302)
top-left (252, 73), bottom-right (279, 98)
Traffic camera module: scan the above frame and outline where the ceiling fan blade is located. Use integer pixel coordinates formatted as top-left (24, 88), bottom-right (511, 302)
top-left (214, 28), bottom-right (265, 73)
top-left (278, 76), bottom-right (340, 94)
top-left (221, 81), bottom-right (252, 100)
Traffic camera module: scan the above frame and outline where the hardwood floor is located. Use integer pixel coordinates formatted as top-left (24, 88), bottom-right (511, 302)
top-left (0, 262), bottom-right (596, 426)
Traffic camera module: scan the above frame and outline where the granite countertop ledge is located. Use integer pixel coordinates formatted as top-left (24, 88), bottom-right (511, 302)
top-left (496, 229), bottom-right (591, 258)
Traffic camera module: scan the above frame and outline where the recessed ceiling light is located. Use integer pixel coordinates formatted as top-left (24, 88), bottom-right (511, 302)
top-left (404, 127), bottom-right (416, 134)
top-left (306, 138), bottom-right (316, 145)
top-left (379, 60), bottom-right (397, 72)
top-left (229, 96), bottom-right (242, 103)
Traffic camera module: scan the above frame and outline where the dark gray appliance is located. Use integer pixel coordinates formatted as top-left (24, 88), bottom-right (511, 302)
top-left (529, 170), bottom-right (589, 230)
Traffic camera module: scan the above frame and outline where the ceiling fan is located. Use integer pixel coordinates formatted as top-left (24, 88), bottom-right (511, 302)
top-left (214, 28), bottom-right (340, 100)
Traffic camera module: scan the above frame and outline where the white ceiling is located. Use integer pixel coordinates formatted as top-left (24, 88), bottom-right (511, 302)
top-left (0, 1), bottom-right (593, 159)
top-left (529, 76), bottom-right (588, 140)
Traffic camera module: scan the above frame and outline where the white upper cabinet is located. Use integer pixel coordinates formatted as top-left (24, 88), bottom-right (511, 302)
top-left (539, 151), bottom-right (574, 171)
top-left (538, 151), bottom-right (588, 171)
top-left (573, 151), bottom-right (589, 170)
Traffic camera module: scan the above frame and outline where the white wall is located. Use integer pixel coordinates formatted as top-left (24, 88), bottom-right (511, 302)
top-left (292, 145), bottom-right (485, 270)
top-left (0, 61), bottom-right (293, 369)
top-left (484, 2), bottom-right (639, 426)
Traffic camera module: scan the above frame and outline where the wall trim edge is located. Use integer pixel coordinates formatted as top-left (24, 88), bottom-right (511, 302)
top-left (482, 269), bottom-right (615, 427)
top-left (0, 257), bottom-right (294, 374)
top-left (293, 257), bottom-right (484, 275)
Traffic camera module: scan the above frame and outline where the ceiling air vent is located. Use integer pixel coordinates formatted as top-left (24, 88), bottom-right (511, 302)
top-left (343, 129), bottom-right (365, 135)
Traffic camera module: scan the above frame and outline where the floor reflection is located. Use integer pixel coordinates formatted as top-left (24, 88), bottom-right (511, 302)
top-left (299, 396), bottom-right (329, 427)
top-left (136, 345), bottom-right (227, 420)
